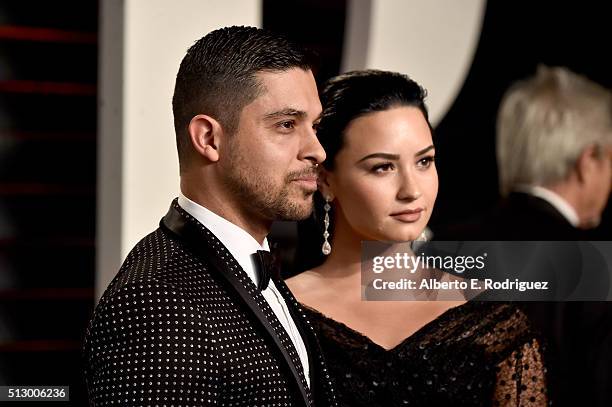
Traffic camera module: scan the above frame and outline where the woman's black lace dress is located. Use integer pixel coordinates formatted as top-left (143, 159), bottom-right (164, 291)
top-left (303, 301), bottom-right (548, 406)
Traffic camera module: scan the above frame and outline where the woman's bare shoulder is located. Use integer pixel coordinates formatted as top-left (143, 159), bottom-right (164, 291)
top-left (286, 269), bottom-right (320, 290)
top-left (285, 268), bottom-right (328, 302)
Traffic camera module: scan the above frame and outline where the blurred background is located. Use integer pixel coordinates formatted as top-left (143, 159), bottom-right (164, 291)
top-left (0, 0), bottom-right (610, 404)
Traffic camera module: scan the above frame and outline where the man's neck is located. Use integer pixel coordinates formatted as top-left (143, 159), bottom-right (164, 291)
top-left (515, 184), bottom-right (580, 227)
top-left (180, 178), bottom-right (270, 244)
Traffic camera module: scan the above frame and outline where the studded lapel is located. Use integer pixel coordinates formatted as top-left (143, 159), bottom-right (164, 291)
top-left (274, 277), bottom-right (339, 407)
top-left (160, 199), bottom-right (312, 406)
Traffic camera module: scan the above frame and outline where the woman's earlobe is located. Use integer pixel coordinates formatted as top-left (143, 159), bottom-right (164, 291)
top-left (316, 183), bottom-right (334, 202)
top-left (317, 166), bottom-right (332, 186)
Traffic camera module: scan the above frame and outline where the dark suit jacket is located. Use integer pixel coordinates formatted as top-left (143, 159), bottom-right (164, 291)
top-left (84, 200), bottom-right (337, 406)
top-left (437, 192), bottom-right (584, 240)
top-left (436, 192), bottom-right (612, 406)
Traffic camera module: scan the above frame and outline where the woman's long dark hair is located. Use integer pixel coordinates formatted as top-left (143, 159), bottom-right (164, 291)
top-left (292, 70), bottom-right (431, 274)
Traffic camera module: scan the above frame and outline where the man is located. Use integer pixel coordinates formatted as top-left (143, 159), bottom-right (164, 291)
top-left (492, 66), bottom-right (612, 239)
top-left (84, 26), bottom-right (337, 406)
top-left (444, 66), bottom-right (612, 240)
top-left (440, 66), bottom-right (612, 406)
top-left (494, 67), bottom-right (612, 407)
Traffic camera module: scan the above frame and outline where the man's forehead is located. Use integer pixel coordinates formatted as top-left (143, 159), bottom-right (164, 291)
top-left (249, 69), bottom-right (321, 117)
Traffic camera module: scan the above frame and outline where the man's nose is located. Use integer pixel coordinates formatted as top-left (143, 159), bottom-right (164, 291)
top-left (301, 127), bottom-right (326, 165)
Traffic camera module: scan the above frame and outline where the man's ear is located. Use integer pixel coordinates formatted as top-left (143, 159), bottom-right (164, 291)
top-left (317, 167), bottom-right (335, 201)
top-left (575, 145), bottom-right (598, 184)
top-left (188, 114), bottom-right (223, 162)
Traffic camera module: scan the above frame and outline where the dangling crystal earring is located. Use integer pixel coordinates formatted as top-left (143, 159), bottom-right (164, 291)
top-left (411, 227), bottom-right (431, 252)
top-left (321, 197), bottom-right (332, 255)
top-left (416, 228), bottom-right (431, 241)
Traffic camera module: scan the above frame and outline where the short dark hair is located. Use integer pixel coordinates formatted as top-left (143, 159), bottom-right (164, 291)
top-left (317, 69), bottom-right (430, 170)
top-left (172, 26), bottom-right (313, 171)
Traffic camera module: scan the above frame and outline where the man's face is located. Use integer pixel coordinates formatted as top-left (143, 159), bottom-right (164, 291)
top-left (219, 68), bottom-right (325, 221)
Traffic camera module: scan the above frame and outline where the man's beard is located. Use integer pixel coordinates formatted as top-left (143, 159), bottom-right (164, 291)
top-left (222, 154), bottom-right (316, 221)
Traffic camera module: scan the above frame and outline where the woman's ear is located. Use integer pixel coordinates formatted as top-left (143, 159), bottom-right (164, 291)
top-left (188, 114), bottom-right (223, 162)
top-left (317, 167), bottom-right (335, 201)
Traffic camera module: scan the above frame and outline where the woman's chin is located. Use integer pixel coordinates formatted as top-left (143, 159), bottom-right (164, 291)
top-left (356, 222), bottom-right (427, 242)
top-left (376, 230), bottom-right (424, 242)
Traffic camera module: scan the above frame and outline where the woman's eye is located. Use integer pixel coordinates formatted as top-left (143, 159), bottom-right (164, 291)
top-left (416, 156), bottom-right (435, 169)
top-left (372, 163), bottom-right (395, 173)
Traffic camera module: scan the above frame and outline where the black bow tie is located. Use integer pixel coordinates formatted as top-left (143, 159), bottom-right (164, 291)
top-left (251, 250), bottom-right (281, 291)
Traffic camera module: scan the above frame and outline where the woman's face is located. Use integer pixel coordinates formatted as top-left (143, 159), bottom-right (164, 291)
top-left (324, 106), bottom-right (438, 241)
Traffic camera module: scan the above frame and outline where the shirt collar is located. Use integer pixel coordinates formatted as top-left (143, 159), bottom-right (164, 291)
top-left (177, 192), bottom-right (269, 285)
top-left (514, 184), bottom-right (580, 227)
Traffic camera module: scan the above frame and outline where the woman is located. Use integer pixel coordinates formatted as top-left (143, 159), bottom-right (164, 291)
top-left (287, 70), bottom-right (548, 406)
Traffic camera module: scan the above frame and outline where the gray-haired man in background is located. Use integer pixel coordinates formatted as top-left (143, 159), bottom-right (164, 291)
top-left (441, 66), bottom-right (612, 406)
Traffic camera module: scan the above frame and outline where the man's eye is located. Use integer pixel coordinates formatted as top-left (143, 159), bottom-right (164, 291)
top-left (372, 163), bottom-right (395, 173)
top-left (416, 156), bottom-right (435, 169)
top-left (278, 120), bottom-right (295, 130)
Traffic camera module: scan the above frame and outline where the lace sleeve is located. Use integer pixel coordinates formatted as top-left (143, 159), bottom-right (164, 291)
top-left (493, 338), bottom-right (548, 406)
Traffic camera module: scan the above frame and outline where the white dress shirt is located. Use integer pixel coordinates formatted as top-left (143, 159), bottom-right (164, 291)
top-left (177, 193), bottom-right (310, 386)
top-left (515, 184), bottom-right (580, 227)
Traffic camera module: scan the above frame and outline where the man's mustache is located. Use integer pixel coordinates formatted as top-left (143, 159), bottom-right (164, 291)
top-left (286, 166), bottom-right (319, 181)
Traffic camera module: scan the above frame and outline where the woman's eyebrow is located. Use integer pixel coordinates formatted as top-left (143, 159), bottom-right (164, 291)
top-left (415, 145), bottom-right (435, 156)
top-left (357, 152), bottom-right (400, 163)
